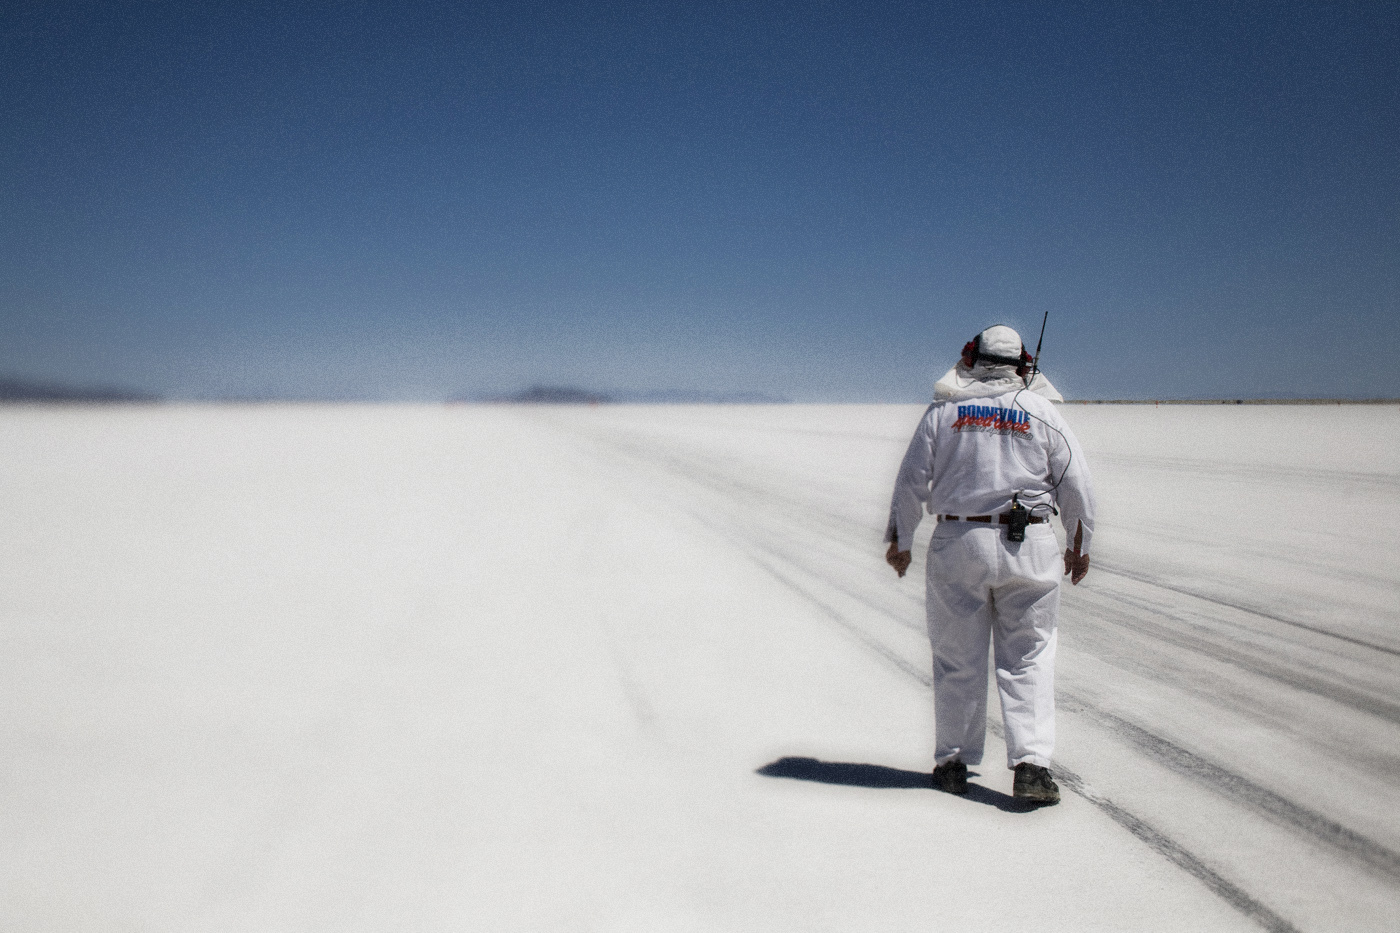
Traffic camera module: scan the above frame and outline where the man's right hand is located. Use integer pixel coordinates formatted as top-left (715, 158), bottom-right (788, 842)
top-left (886, 541), bottom-right (912, 578)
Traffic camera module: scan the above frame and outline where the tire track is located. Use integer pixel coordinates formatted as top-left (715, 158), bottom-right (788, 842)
top-left (1048, 762), bottom-right (1303, 933)
top-left (1057, 695), bottom-right (1400, 884)
top-left (1074, 588), bottom-right (1400, 726)
top-left (1089, 453), bottom-right (1400, 495)
top-left (1093, 561), bottom-right (1400, 658)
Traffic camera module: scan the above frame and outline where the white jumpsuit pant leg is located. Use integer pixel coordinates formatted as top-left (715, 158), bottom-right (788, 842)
top-left (925, 521), bottom-right (1061, 769)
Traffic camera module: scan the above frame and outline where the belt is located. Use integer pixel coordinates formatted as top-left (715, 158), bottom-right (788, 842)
top-left (939, 513), bottom-right (1047, 525)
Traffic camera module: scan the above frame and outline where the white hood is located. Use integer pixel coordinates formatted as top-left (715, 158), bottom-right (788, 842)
top-left (933, 361), bottom-right (1063, 402)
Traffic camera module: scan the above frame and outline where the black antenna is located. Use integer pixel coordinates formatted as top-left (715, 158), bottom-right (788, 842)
top-left (1027, 311), bottom-right (1048, 385)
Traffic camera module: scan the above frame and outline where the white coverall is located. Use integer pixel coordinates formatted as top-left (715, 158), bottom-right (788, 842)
top-left (886, 381), bottom-right (1095, 769)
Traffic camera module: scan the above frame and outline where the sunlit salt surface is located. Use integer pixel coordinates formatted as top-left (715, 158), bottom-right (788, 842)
top-left (2, 402), bottom-right (1397, 931)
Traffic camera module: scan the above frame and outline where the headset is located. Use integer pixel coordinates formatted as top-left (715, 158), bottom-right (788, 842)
top-left (960, 326), bottom-right (1035, 378)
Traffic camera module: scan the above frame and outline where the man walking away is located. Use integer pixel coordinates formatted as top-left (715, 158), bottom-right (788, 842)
top-left (883, 324), bottom-right (1095, 805)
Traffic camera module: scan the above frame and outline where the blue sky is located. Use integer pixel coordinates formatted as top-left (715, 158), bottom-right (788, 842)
top-left (3, 1), bottom-right (1396, 401)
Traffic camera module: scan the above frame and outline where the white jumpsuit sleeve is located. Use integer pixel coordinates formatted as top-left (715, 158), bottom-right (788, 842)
top-left (1046, 409), bottom-right (1096, 555)
top-left (884, 406), bottom-right (938, 552)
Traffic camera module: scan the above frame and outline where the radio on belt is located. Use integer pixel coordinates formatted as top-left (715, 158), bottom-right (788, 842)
top-left (1007, 494), bottom-right (1030, 542)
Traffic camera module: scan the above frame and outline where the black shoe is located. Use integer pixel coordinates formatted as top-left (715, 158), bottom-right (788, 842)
top-left (1012, 763), bottom-right (1060, 804)
top-left (932, 759), bottom-right (968, 794)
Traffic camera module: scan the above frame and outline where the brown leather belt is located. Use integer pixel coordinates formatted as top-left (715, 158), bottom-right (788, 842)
top-left (939, 513), bottom-right (1047, 525)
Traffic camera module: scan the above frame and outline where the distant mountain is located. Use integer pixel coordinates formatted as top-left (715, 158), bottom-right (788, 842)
top-left (473, 385), bottom-right (790, 405)
top-left (0, 378), bottom-right (159, 403)
top-left (485, 385), bottom-right (612, 404)
top-left (613, 389), bottom-right (791, 404)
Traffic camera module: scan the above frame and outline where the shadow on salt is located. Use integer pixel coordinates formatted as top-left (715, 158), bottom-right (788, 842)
top-left (756, 756), bottom-right (1041, 813)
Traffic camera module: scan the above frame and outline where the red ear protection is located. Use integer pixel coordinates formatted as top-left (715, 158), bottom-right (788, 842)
top-left (960, 338), bottom-right (980, 369)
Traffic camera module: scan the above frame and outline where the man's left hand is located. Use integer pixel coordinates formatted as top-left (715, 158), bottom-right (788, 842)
top-left (886, 541), bottom-right (912, 578)
top-left (1063, 548), bottom-right (1090, 585)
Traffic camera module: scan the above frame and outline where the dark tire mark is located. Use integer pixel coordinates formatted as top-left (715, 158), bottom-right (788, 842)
top-left (1094, 561), bottom-right (1400, 659)
top-left (1050, 759), bottom-right (1303, 933)
top-left (1090, 453), bottom-right (1400, 495)
top-left (1077, 589), bottom-right (1400, 726)
top-left (1059, 695), bottom-right (1400, 884)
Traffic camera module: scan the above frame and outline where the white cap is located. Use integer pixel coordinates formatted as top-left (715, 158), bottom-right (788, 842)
top-left (978, 324), bottom-right (1023, 361)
